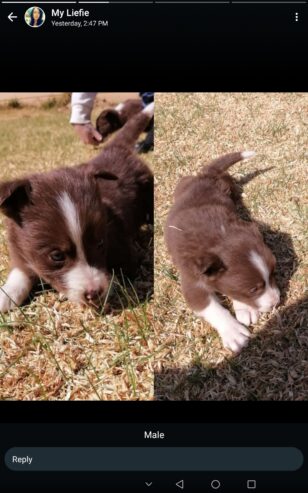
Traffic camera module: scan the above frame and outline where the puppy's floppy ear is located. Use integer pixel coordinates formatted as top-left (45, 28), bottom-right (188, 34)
top-left (202, 254), bottom-right (226, 279)
top-left (94, 170), bottom-right (118, 181)
top-left (0, 178), bottom-right (32, 224)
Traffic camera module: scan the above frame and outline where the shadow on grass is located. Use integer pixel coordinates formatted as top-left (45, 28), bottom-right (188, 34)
top-left (154, 167), bottom-right (303, 400)
top-left (234, 168), bottom-right (299, 305)
top-left (154, 295), bottom-right (308, 401)
top-left (107, 224), bottom-right (154, 312)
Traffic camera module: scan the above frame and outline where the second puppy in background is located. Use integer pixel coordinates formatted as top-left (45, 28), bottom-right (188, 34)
top-left (165, 151), bottom-right (280, 353)
top-left (96, 99), bottom-right (144, 141)
top-left (96, 98), bottom-right (154, 153)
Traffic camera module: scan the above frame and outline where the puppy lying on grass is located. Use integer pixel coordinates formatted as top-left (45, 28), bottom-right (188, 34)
top-left (0, 103), bottom-right (154, 312)
top-left (165, 151), bottom-right (280, 353)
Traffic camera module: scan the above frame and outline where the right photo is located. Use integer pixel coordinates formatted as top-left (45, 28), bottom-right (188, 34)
top-left (154, 92), bottom-right (307, 401)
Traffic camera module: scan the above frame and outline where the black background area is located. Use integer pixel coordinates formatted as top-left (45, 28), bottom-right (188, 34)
top-left (1, 420), bottom-right (308, 491)
top-left (1, 400), bottom-right (308, 422)
top-left (0, 3), bottom-right (306, 90)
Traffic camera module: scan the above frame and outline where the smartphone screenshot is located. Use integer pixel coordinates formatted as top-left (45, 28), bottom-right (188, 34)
top-left (0, 0), bottom-right (307, 491)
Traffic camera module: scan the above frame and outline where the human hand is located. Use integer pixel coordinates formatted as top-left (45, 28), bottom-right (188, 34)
top-left (73, 123), bottom-right (103, 145)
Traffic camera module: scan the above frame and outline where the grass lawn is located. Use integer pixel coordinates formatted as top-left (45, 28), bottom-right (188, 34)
top-left (0, 95), bottom-right (154, 400)
top-left (154, 93), bottom-right (307, 400)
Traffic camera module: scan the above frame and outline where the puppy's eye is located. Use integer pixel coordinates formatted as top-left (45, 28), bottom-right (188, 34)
top-left (250, 281), bottom-right (265, 294)
top-left (50, 251), bottom-right (65, 263)
top-left (97, 240), bottom-right (104, 249)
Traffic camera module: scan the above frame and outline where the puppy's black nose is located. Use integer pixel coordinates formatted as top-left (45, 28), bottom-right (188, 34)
top-left (84, 289), bottom-right (102, 302)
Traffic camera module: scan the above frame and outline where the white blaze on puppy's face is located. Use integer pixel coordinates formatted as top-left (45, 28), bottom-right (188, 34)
top-left (249, 250), bottom-right (280, 312)
top-left (58, 192), bottom-right (109, 303)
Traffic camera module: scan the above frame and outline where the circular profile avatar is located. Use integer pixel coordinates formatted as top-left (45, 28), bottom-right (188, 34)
top-left (24, 6), bottom-right (46, 28)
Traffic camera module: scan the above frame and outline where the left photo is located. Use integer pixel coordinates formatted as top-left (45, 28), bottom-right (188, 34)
top-left (0, 92), bottom-right (154, 400)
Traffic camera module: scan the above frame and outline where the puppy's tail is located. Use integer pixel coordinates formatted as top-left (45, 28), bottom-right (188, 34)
top-left (106, 102), bottom-right (154, 149)
top-left (201, 151), bottom-right (256, 177)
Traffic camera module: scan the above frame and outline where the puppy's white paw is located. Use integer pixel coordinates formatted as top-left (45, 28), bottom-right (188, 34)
top-left (235, 307), bottom-right (259, 325)
top-left (0, 290), bottom-right (15, 313)
top-left (220, 320), bottom-right (251, 353)
top-left (233, 300), bottom-right (259, 326)
top-left (0, 269), bottom-right (33, 313)
top-left (195, 296), bottom-right (251, 353)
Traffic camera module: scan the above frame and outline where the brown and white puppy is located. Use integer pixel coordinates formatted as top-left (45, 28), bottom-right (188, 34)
top-left (164, 151), bottom-right (280, 353)
top-left (96, 99), bottom-right (144, 141)
top-left (0, 103), bottom-right (154, 312)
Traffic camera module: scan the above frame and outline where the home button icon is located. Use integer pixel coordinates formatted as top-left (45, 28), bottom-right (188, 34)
top-left (211, 479), bottom-right (221, 489)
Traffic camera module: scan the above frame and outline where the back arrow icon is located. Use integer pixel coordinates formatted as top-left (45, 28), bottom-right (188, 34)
top-left (176, 480), bottom-right (184, 490)
top-left (8, 12), bottom-right (18, 22)
top-left (145, 482), bottom-right (153, 487)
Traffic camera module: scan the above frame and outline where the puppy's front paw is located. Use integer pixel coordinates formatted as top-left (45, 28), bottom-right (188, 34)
top-left (235, 307), bottom-right (259, 326)
top-left (233, 300), bottom-right (259, 326)
top-left (0, 290), bottom-right (14, 313)
top-left (220, 320), bottom-right (251, 353)
top-left (0, 269), bottom-right (33, 313)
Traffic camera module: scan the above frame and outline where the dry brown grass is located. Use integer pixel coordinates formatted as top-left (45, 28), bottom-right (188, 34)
top-left (0, 94), bottom-right (154, 400)
top-left (154, 93), bottom-right (308, 401)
